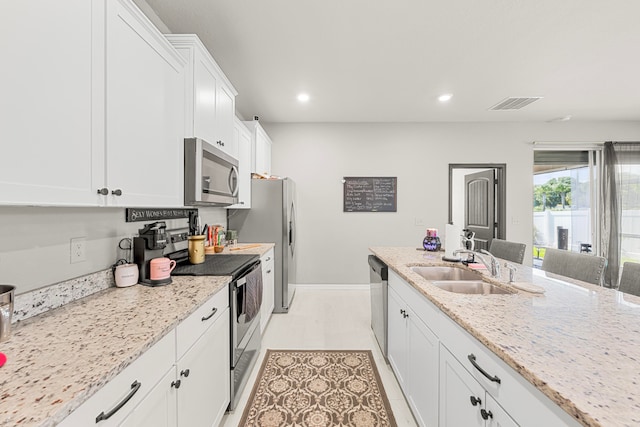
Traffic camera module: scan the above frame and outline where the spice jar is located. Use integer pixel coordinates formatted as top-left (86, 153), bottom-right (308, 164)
top-left (188, 235), bottom-right (206, 264)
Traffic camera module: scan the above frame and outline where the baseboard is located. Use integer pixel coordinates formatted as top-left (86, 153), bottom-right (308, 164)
top-left (295, 283), bottom-right (370, 291)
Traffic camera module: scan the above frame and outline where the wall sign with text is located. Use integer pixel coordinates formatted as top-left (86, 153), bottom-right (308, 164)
top-left (343, 177), bottom-right (397, 212)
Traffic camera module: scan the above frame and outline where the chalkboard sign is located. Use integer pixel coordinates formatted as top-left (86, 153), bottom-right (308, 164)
top-left (343, 177), bottom-right (397, 212)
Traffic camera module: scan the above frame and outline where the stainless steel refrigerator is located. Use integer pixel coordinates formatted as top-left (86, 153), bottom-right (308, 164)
top-left (228, 178), bottom-right (297, 313)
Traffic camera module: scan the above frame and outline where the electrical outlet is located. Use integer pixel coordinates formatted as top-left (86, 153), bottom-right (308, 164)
top-left (70, 237), bottom-right (86, 263)
top-left (415, 217), bottom-right (426, 226)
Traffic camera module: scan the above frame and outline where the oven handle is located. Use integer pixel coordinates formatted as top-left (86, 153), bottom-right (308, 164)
top-left (234, 262), bottom-right (261, 289)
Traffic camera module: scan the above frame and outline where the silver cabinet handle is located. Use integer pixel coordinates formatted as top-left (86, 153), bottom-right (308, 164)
top-left (111, 189), bottom-right (122, 196)
top-left (97, 188), bottom-right (109, 195)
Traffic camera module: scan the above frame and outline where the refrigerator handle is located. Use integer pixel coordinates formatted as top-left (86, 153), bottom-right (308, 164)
top-left (289, 202), bottom-right (296, 256)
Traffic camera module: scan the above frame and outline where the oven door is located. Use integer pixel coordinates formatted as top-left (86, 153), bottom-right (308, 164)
top-left (231, 261), bottom-right (262, 366)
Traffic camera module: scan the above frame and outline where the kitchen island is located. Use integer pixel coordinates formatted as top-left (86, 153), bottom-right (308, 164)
top-left (371, 247), bottom-right (640, 427)
top-left (0, 244), bottom-right (274, 427)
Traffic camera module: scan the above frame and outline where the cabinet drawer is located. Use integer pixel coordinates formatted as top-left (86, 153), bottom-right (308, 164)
top-left (60, 331), bottom-right (175, 427)
top-left (263, 257), bottom-right (275, 270)
top-left (439, 316), bottom-right (579, 427)
top-left (389, 269), bottom-right (442, 329)
top-left (262, 248), bottom-right (274, 263)
top-left (262, 249), bottom-right (275, 273)
top-left (176, 286), bottom-right (229, 359)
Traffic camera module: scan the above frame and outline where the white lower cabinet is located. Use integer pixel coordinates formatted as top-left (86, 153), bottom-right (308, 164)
top-left (177, 308), bottom-right (231, 427)
top-left (60, 288), bottom-right (230, 427)
top-left (119, 368), bottom-right (178, 427)
top-left (176, 306), bottom-right (230, 427)
top-left (260, 248), bottom-right (275, 333)
top-left (387, 286), bottom-right (439, 427)
top-left (174, 289), bottom-right (230, 427)
top-left (59, 331), bottom-right (176, 427)
top-left (440, 345), bottom-right (517, 427)
top-left (387, 269), bottom-right (581, 427)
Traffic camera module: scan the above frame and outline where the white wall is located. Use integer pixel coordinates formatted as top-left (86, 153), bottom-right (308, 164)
top-left (265, 121), bottom-right (640, 284)
top-left (0, 206), bottom-right (227, 295)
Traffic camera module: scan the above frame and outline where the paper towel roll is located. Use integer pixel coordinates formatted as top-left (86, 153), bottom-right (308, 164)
top-left (443, 223), bottom-right (462, 261)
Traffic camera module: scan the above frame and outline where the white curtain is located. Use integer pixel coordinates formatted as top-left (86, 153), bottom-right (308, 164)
top-left (615, 143), bottom-right (640, 285)
top-left (601, 142), bottom-right (640, 287)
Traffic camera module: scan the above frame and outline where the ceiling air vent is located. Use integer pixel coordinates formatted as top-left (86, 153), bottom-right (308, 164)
top-left (489, 97), bottom-right (543, 111)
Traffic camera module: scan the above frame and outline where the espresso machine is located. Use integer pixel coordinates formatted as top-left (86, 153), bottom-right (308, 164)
top-left (133, 221), bottom-right (171, 286)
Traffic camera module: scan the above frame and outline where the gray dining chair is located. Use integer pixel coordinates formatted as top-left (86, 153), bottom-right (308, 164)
top-left (618, 262), bottom-right (640, 297)
top-left (541, 248), bottom-right (606, 286)
top-left (489, 238), bottom-right (527, 264)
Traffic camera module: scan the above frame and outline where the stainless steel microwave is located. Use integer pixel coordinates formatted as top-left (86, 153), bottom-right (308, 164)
top-left (184, 138), bottom-right (239, 206)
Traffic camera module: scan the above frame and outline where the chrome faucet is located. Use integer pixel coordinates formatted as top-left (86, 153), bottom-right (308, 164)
top-left (453, 249), bottom-right (501, 278)
top-left (504, 262), bottom-right (517, 283)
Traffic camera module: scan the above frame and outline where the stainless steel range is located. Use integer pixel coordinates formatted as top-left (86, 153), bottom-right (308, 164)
top-left (172, 254), bottom-right (262, 411)
top-left (131, 218), bottom-right (263, 413)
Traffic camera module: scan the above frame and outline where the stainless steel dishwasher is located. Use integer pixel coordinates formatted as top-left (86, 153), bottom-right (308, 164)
top-left (369, 255), bottom-right (388, 361)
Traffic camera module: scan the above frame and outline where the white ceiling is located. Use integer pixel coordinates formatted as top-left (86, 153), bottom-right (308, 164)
top-left (143, 0), bottom-right (640, 123)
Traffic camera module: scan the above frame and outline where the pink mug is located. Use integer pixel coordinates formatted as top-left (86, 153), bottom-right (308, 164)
top-left (149, 257), bottom-right (176, 280)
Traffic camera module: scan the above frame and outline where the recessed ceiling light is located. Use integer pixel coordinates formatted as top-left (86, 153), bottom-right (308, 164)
top-left (438, 93), bottom-right (453, 102)
top-left (297, 93), bottom-right (310, 102)
top-left (547, 115), bottom-right (572, 123)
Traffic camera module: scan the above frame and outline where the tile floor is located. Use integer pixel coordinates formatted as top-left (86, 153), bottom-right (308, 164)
top-left (221, 286), bottom-right (418, 426)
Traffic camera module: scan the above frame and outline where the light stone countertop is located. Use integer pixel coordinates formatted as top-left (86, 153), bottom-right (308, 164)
top-left (212, 242), bottom-right (274, 257)
top-left (0, 243), bottom-right (274, 427)
top-left (370, 247), bottom-right (640, 427)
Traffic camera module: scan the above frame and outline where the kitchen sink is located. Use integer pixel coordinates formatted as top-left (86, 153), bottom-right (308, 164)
top-left (410, 266), bottom-right (483, 281)
top-left (431, 280), bottom-right (514, 295)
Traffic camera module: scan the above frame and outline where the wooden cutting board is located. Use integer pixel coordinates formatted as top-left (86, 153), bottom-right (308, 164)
top-left (229, 244), bottom-right (262, 251)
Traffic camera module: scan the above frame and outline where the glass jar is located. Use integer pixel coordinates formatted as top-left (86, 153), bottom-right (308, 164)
top-left (188, 235), bottom-right (206, 264)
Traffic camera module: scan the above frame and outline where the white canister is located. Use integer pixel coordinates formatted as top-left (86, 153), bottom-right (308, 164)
top-left (114, 263), bottom-right (139, 287)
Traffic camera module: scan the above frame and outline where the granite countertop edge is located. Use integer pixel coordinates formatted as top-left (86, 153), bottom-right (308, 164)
top-left (369, 246), bottom-right (634, 427)
top-left (1, 243), bottom-right (275, 427)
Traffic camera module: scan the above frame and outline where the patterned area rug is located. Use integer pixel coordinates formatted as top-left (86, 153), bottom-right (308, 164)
top-left (239, 350), bottom-right (397, 427)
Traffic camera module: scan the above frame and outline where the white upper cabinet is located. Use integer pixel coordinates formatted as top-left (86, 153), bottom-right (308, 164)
top-left (216, 82), bottom-right (237, 158)
top-left (105, 0), bottom-right (185, 207)
top-left (0, 0), bottom-right (101, 206)
top-left (167, 35), bottom-right (239, 159)
top-left (243, 120), bottom-right (273, 176)
top-left (228, 117), bottom-right (252, 208)
top-left (0, 0), bottom-right (186, 207)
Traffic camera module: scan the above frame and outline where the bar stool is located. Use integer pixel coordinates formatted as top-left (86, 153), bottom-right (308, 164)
top-left (488, 239), bottom-right (527, 264)
top-left (541, 248), bottom-right (606, 286)
top-left (618, 261), bottom-right (640, 297)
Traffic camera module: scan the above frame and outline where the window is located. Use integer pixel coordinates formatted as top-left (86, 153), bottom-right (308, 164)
top-left (532, 147), bottom-right (600, 267)
top-left (534, 142), bottom-right (640, 286)
top-left (614, 145), bottom-right (640, 266)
